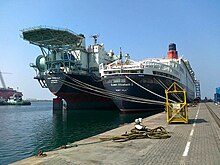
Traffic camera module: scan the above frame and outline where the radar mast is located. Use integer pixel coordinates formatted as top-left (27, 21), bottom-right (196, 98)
top-left (90, 34), bottom-right (99, 45)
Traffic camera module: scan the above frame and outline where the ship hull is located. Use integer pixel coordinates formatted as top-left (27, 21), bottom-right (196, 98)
top-left (0, 88), bottom-right (22, 100)
top-left (103, 74), bottom-right (194, 112)
top-left (44, 73), bottom-right (117, 110)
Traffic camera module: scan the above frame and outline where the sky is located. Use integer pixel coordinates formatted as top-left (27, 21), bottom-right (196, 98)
top-left (0, 0), bottom-right (220, 100)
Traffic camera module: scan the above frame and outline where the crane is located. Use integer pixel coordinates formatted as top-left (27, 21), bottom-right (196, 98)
top-left (0, 71), bottom-right (12, 89)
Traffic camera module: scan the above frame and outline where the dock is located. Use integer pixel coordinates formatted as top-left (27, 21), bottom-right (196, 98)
top-left (11, 103), bottom-right (220, 165)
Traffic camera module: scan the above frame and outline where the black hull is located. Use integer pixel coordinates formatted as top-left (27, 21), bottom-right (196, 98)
top-left (44, 73), bottom-right (117, 110)
top-left (103, 74), bottom-right (194, 112)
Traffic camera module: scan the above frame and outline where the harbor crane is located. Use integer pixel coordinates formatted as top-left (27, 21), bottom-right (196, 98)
top-left (0, 71), bottom-right (12, 89)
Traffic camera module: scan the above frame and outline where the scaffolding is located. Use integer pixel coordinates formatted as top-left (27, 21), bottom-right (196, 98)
top-left (165, 82), bottom-right (188, 124)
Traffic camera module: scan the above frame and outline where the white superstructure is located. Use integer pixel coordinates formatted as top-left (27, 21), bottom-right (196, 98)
top-left (100, 43), bottom-right (196, 100)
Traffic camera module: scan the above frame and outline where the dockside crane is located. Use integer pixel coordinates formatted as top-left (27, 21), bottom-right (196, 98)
top-left (0, 71), bottom-right (12, 89)
top-left (0, 71), bottom-right (6, 89)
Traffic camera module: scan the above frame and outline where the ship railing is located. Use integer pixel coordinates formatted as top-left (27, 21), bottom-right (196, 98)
top-left (144, 61), bottom-right (179, 77)
top-left (100, 59), bottom-right (140, 70)
top-left (21, 25), bottom-right (78, 37)
top-left (45, 60), bottom-right (82, 74)
top-left (100, 60), bottom-right (179, 77)
top-left (101, 62), bottom-right (143, 70)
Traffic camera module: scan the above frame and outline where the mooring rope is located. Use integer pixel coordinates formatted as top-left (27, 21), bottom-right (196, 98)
top-left (47, 72), bottom-right (186, 105)
top-left (106, 126), bottom-right (171, 142)
top-left (125, 75), bottom-right (176, 103)
top-left (68, 76), bottom-right (164, 104)
top-left (153, 77), bottom-right (183, 102)
top-left (55, 126), bottom-right (171, 151)
top-left (47, 73), bottom-right (165, 105)
top-left (61, 73), bottom-right (166, 105)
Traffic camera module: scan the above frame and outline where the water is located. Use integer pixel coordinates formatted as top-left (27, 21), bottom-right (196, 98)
top-left (0, 101), bottom-right (161, 164)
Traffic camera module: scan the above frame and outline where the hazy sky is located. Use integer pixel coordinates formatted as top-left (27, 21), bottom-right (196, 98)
top-left (0, 0), bottom-right (219, 100)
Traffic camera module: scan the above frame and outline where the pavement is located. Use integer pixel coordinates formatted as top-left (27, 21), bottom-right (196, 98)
top-left (11, 103), bottom-right (220, 165)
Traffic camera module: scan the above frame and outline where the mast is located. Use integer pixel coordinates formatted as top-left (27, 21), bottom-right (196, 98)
top-left (90, 34), bottom-right (99, 45)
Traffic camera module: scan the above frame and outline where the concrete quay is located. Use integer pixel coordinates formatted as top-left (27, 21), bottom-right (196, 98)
top-left (12, 103), bottom-right (220, 165)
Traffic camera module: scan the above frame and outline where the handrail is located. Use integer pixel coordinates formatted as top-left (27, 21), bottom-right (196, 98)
top-left (102, 60), bottom-right (180, 77)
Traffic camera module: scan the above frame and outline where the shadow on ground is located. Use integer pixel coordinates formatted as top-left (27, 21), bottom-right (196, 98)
top-left (188, 118), bottom-right (207, 124)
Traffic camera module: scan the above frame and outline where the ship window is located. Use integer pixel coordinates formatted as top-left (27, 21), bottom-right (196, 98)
top-left (137, 70), bottom-right (143, 73)
top-left (104, 71), bottom-right (112, 74)
top-left (153, 71), bottom-right (180, 81)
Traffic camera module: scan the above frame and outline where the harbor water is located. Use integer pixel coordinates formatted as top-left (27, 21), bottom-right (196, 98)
top-left (0, 101), bottom-right (162, 164)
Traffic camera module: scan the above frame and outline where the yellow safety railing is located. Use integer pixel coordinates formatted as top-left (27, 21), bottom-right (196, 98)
top-left (165, 82), bottom-right (188, 124)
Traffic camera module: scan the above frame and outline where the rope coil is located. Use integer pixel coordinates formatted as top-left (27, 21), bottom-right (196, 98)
top-left (100, 126), bottom-right (171, 142)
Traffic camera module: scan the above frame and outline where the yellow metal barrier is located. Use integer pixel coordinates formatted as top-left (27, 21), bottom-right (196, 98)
top-left (165, 82), bottom-right (188, 124)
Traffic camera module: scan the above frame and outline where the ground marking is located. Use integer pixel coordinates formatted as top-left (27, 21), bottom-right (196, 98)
top-left (182, 142), bottom-right (191, 156)
top-left (189, 129), bottom-right (194, 136)
top-left (182, 103), bottom-right (201, 157)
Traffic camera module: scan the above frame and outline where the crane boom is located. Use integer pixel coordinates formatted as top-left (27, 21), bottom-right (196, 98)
top-left (0, 71), bottom-right (6, 88)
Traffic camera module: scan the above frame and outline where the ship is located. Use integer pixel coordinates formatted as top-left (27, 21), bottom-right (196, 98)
top-left (21, 26), bottom-right (117, 110)
top-left (0, 71), bottom-right (31, 105)
top-left (21, 26), bottom-right (196, 112)
top-left (0, 87), bottom-right (22, 102)
top-left (100, 43), bottom-right (196, 112)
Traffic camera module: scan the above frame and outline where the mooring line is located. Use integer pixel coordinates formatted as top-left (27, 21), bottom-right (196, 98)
top-left (182, 103), bottom-right (201, 157)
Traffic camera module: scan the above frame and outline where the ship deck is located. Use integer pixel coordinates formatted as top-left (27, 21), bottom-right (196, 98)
top-left (11, 102), bottom-right (220, 165)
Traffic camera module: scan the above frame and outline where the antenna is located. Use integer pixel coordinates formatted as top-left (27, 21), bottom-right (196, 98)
top-left (90, 34), bottom-right (100, 45)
